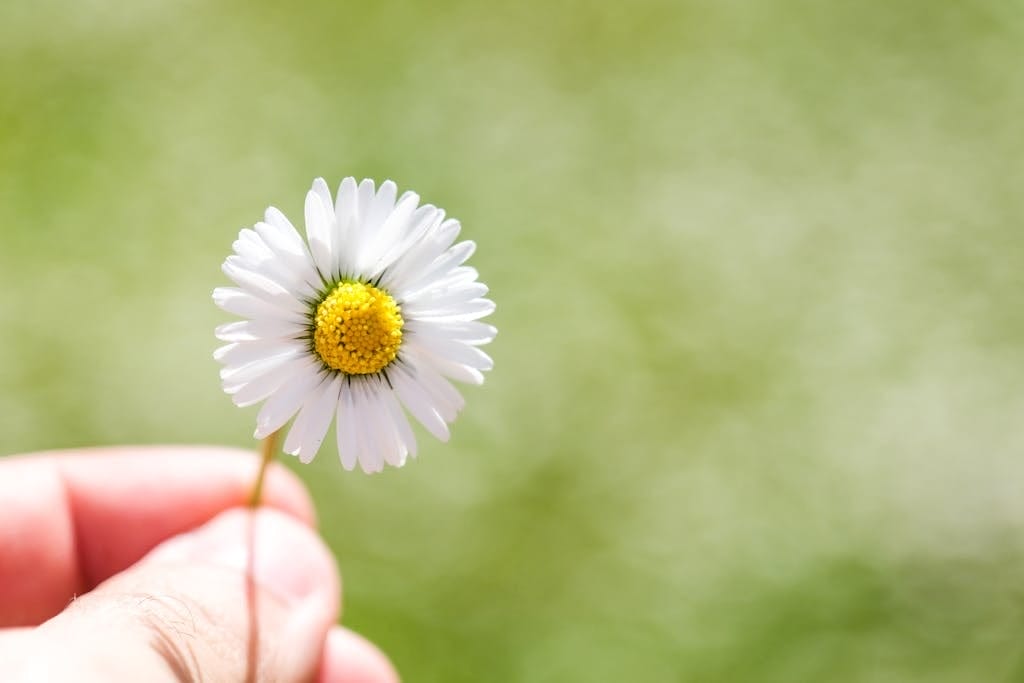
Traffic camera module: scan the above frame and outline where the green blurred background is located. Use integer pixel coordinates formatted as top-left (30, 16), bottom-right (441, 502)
top-left (3, 0), bottom-right (1024, 680)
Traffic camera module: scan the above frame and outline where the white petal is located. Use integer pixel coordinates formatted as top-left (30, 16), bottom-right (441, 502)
top-left (219, 354), bottom-right (302, 390)
top-left (405, 320), bottom-right (497, 346)
top-left (252, 222), bottom-right (321, 295)
top-left (215, 319), bottom-right (307, 343)
top-left (354, 381), bottom-right (383, 464)
top-left (406, 336), bottom-right (494, 371)
top-left (362, 191), bottom-right (420, 276)
top-left (367, 378), bottom-right (408, 469)
top-left (284, 374), bottom-right (341, 463)
top-left (312, 177), bottom-right (333, 212)
top-left (227, 246), bottom-right (316, 301)
top-left (221, 261), bottom-right (309, 314)
top-left (381, 383), bottom-right (417, 459)
top-left (216, 321), bottom-right (261, 343)
top-left (352, 381), bottom-right (385, 473)
top-left (429, 357), bottom-right (485, 385)
top-left (298, 375), bottom-right (341, 463)
top-left (401, 266), bottom-right (479, 301)
top-left (336, 382), bottom-right (359, 471)
top-left (333, 177), bottom-right (359, 275)
top-left (400, 353), bottom-right (465, 422)
top-left (259, 206), bottom-right (322, 288)
top-left (232, 229), bottom-right (273, 264)
top-left (401, 283), bottom-right (489, 314)
top-left (391, 363), bottom-right (450, 441)
top-left (214, 339), bottom-right (302, 366)
top-left (305, 185), bottom-right (334, 277)
top-left (367, 381), bottom-right (409, 467)
top-left (213, 288), bottom-right (308, 324)
top-left (255, 217), bottom-right (314, 266)
top-left (227, 356), bottom-right (309, 407)
top-left (400, 239), bottom-right (476, 296)
top-left (367, 180), bottom-right (398, 233)
top-left (410, 297), bottom-right (496, 323)
top-left (374, 206), bottom-right (443, 287)
top-left (384, 219), bottom-right (461, 293)
top-left (264, 206), bottom-right (303, 247)
top-left (344, 179), bottom-right (378, 273)
top-left (254, 360), bottom-right (325, 439)
top-left (334, 177), bottom-right (359, 219)
top-left (226, 251), bottom-right (293, 297)
top-left (356, 179), bottom-right (377, 216)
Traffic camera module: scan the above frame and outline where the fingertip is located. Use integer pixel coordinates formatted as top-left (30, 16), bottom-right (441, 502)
top-left (319, 627), bottom-right (400, 683)
top-left (58, 445), bottom-right (318, 526)
top-left (1, 445), bottom-right (319, 604)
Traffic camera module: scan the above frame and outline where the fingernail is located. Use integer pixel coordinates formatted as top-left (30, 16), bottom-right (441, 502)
top-left (147, 508), bottom-right (338, 608)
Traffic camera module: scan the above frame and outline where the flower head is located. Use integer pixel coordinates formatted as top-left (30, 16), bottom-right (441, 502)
top-left (214, 178), bottom-right (495, 473)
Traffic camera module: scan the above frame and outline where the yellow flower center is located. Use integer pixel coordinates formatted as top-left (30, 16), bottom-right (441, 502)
top-left (313, 281), bottom-right (404, 375)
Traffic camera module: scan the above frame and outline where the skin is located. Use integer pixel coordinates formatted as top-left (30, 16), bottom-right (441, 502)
top-left (0, 446), bottom-right (399, 683)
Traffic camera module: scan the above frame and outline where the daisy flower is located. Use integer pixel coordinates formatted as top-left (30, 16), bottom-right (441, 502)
top-left (214, 178), bottom-right (495, 473)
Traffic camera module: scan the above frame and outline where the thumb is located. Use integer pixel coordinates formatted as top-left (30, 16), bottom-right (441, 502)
top-left (9, 508), bottom-right (340, 682)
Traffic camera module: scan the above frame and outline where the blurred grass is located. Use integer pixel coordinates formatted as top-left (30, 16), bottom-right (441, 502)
top-left (3, 0), bottom-right (1024, 680)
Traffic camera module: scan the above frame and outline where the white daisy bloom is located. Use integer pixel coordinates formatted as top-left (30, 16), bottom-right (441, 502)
top-left (213, 177), bottom-right (495, 473)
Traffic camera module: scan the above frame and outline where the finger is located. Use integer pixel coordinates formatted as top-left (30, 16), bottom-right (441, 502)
top-left (2, 508), bottom-right (339, 683)
top-left (319, 627), bottom-right (401, 683)
top-left (0, 446), bottom-right (314, 627)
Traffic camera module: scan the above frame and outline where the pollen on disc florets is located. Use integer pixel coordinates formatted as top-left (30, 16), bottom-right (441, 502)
top-left (313, 281), bottom-right (404, 375)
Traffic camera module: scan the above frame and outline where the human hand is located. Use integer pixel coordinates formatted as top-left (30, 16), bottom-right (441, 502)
top-left (0, 446), bottom-right (399, 682)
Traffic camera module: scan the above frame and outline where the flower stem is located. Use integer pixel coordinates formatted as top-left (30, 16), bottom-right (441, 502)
top-left (248, 430), bottom-right (279, 508)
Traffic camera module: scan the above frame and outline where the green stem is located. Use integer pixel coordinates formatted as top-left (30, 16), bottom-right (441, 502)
top-left (248, 430), bottom-right (279, 507)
